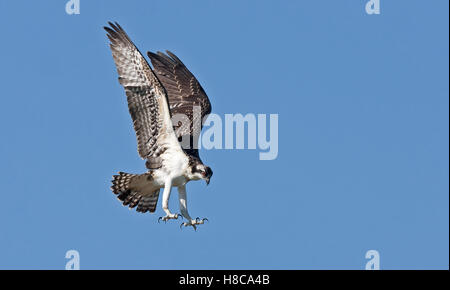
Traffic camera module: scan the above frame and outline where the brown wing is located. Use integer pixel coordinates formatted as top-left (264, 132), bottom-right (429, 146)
top-left (104, 22), bottom-right (181, 168)
top-left (147, 51), bottom-right (211, 158)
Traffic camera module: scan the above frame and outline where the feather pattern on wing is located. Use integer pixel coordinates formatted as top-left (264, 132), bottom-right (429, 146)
top-left (147, 51), bottom-right (212, 159)
top-left (104, 22), bottom-right (181, 168)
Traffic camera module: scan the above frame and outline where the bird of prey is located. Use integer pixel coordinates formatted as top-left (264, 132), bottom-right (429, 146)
top-left (104, 22), bottom-right (213, 230)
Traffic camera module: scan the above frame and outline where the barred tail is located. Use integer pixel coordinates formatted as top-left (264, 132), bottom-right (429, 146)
top-left (111, 172), bottom-right (160, 213)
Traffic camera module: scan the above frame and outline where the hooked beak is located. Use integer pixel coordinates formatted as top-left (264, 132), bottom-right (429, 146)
top-left (204, 167), bottom-right (213, 186)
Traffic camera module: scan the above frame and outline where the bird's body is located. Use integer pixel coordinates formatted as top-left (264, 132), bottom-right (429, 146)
top-left (104, 22), bottom-right (213, 229)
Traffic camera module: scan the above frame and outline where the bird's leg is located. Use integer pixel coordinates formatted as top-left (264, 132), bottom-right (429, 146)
top-left (158, 179), bottom-right (180, 223)
top-left (178, 185), bottom-right (207, 231)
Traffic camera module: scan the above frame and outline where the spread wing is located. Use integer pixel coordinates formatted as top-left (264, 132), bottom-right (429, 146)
top-left (104, 22), bottom-right (181, 168)
top-left (147, 51), bottom-right (212, 158)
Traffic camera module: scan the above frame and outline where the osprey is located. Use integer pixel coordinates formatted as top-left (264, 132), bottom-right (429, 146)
top-left (104, 22), bottom-right (213, 230)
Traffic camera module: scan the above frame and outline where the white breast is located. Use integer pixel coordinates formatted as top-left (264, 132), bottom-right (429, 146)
top-left (151, 144), bottom-right (189, 187)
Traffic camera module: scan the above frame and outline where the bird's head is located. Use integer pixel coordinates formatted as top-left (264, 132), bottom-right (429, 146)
top-left (190, 163), bottom-right (213, 185)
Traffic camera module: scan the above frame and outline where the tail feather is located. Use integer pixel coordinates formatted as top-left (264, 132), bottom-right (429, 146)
top-left (111, 172), bottom-right (159, 213)
top-left (136, 193), bottom-right (160, 213)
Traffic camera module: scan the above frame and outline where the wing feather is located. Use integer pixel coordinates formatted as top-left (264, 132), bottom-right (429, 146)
top-left (104, 22), bottom-right (181, 167)
top-left (147, 51), bottom-right (212, 159)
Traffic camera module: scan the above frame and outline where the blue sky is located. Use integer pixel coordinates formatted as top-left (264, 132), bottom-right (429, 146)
top-left (0, 0), bottom-right (448, 269)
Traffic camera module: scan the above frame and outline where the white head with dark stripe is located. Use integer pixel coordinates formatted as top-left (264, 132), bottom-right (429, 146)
top-left (187, 158), bottom-right (213, 185)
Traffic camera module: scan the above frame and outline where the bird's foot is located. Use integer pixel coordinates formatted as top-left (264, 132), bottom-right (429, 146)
top-left (158, 213), bottom-right (181, 223)
top-left (180, 217), bottom-right (208, 231)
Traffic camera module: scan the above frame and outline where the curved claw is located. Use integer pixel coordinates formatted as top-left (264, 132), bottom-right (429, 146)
top-left (158, 217), bottom-right (162, 223)
top-left (195, 217), bottom-right (208, 223)
top-left (179, 221), bottom-right (197, 231)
